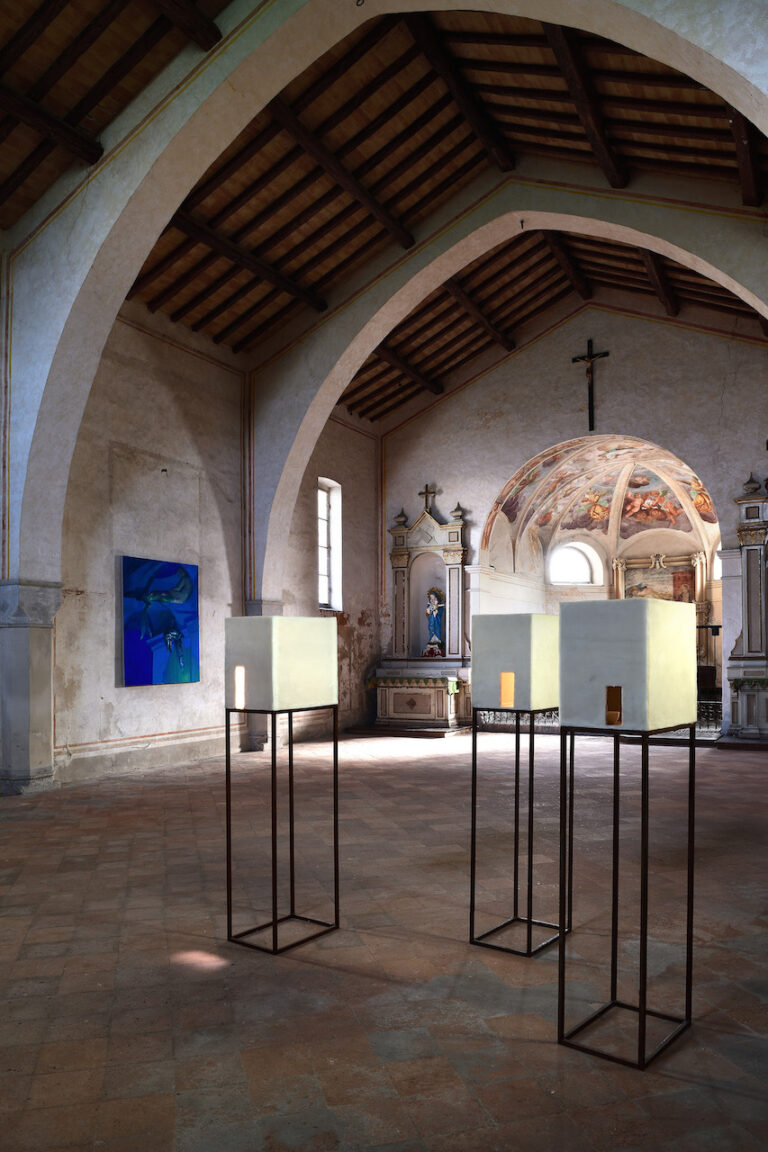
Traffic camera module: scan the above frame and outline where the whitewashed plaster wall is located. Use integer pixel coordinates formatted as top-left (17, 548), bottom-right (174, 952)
top-left (54, 316), bottom-right (244, 781)
top-left (380, 307), bottom-right (768, 705)
top-left (282, 417), bottom-right (381, 732)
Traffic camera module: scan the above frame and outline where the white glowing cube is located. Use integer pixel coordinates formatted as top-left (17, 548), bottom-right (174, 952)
top-left (471, 613), bottom-right (560, 711)
top-left (559, 599), bottom-right (697, 731)
top-left (225, 617), bottom-right (338, 711)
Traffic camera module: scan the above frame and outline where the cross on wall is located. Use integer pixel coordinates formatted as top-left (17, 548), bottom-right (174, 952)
top-left (419, 482), bottom-right (437, 512)
top-left (572, 339), bottom-right (609, 432)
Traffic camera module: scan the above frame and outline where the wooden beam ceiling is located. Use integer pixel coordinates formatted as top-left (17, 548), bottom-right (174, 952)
top-left (639, 249), bottom-right (680, 316)
top-left (0, 83), bottom-right (102, 165)
top-left (543, 23), bottom-right (628, 188)
top-left (268, 96), bottom-right (414, 250)
top-left (1, 6), bottom-right (765, 420)
top-left (404, 13), bottom-right (516, 172)
top-left (728, 106), bottom-right (763, 207)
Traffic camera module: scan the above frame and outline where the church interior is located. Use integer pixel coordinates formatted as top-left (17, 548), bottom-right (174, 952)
top-left (1, 2), bottom-right (767, 1148)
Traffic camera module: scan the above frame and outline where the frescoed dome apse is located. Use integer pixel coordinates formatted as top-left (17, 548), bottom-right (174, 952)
top-left (487, 436), bottom-right (719, 577)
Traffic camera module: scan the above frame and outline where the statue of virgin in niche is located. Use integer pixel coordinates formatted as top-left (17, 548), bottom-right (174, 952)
top-left (422, 587), bottom-right (445, 657)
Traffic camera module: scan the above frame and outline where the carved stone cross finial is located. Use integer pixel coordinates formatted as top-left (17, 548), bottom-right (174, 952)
top-left (419, 482), bottom-right (437, 512)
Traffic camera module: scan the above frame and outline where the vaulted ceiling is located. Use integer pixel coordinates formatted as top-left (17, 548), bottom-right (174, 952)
top-left (3, 4), bottom-right (766, 422)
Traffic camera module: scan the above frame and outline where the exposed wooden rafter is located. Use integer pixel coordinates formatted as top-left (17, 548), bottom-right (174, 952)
top-left (377, 345), bottom-right (443, 396)
top-left (543, 23), bottom-right (628, 188)
top-left (444, 279), bottom-right (515, 351)
top-left (639, 249), bottom-right (680, 316)
top-left (0, 0), bottom-right (70, 77)
top-left (404, 13), bottom-right (515, 172)
top-left (542, 232), bottom-right (592, 300)
top-left (148, 1), bottom-right (221, 51)
top-left (169, 210), bottom-right (328, 313)
top-left (4, 3), bottom-right (753, 402)
top-left (0, 84), bottom-right (102, 164)
top-left (268, 96), bottom-right (414, 249)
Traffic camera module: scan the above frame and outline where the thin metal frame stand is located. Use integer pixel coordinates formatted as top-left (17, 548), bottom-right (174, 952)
top-left (225, 704), bottom-right (340, 955)
top-left (558, 724), bottom-right (696, 1069)
top-left (470, 707), bottom-right (573, 957)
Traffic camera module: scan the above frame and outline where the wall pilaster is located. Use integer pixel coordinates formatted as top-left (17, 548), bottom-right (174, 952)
top-left (0, 582), bottom-right (61, 792)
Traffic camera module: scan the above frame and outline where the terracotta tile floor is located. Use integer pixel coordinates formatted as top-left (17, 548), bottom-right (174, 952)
top-left (1, 733), bottom-right (766, 1151)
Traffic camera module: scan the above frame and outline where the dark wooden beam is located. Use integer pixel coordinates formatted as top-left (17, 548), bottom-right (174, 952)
top-left (171, 210), bottom-right (327, 312)
top-left (445, 279), bottom-right (515, 350)
top-left (639, 249), bottom-right (680, 316)
top-left (404, 13), bottom-right (515, 172)
top-left (376, 120), bottom-right (470, 204)
top-left (315, 47), bottom-right (420, 139)
top-left (542, 232), bottom-right (592, 300)
top-left (397, 146), bottom-right (485, 221)
top-left (377, 345), bottom-right (443, 396)
top-left (443, 31), bottom-right (549, 51)
top-left (232, 299), bottom-right (303, 354)
top-left (338, 77), bottom-right (444, 168)
top-left (727, 107), bottom-right (762, 207)
top-left (268, 96), bottom-right (414, 249)
top-left (0, 0), bottom-right (70, 76)
top-left (756, 313), bottom-right (768, 338)
top-left (0, 17), bottom-right (172, 206)
top-left (0, 83), bottom-right (102, 164)
top-left (293, 15), bottom-right (399, 114)
top-left (184, 123), bottom-right (282, 212)
top-left (0, 0), bottom-right (130, 150)
top-left (358, 385), bottom-right (418, 421)
top-left (543, 23), bottom-right (628, 188)
top-left (148, 1), bottom-right (221, 50)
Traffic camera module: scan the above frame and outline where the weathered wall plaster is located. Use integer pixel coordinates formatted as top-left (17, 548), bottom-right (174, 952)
top-left (282, 416), bottom-right (381, 732)
top-left (54, 317), bottom-right (244, 780)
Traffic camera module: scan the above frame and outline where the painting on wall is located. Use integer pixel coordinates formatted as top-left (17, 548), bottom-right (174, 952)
top-left (122, 556), bottom-right (200, 686)
top-left (619, 468), bottom-right (692, 537)
top-left (625, 566), bottom-right (694, 602)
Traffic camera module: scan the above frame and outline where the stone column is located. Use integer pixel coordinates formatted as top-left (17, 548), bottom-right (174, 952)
top-left (612, 557), bottom-right (626, 599)
top-left (692, 551), bottom-right (707, 602)
top-left (0, 582), bottom-right (62, 793)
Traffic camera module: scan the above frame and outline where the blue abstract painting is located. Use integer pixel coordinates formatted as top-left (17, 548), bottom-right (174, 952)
top-left (122, 556), bottom-right (200, 686)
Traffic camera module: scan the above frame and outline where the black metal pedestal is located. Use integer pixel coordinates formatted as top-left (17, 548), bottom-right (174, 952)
top-left (558, 724), bottom-right (696, 1069)
top-left (225, 704), bottom-right (339, 955)
top-left (470, 708), bottom-right (572, 957)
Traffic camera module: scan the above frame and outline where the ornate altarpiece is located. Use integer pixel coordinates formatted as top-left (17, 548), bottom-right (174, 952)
top-left (726, 478), bottom-right (768, 737)
top-left (374, 499), bottom-right (470, 729)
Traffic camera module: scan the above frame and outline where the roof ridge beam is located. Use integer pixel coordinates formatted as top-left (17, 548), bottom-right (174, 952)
top-left (268, 96), bottom-right (414, 249)
top-left (543, 23), bottom-right (628, 188)
top-left (404, 13), bottom-right (515, 172)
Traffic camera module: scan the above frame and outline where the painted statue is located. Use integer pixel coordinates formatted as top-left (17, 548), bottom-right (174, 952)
top-left (422, 587), bottom-right (445, 657)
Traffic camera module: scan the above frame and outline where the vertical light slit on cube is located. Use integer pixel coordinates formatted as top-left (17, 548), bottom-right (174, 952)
top-left (605, 685), bottom-right (622, 726)
top-left (500, 671), bottom-right (515, 709)
top-left (234, 665), bottom-right (246, 710)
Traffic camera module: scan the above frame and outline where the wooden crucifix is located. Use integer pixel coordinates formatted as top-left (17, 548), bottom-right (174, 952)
top-left (572, 338), bottom-right (609, 432)
top-left (419, 482), bottom-right (437, 512)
